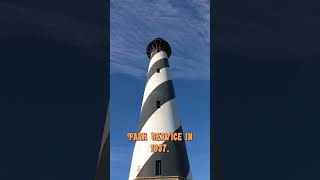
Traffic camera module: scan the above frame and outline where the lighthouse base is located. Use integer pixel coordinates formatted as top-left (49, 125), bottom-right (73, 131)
top-left (135, 176), bottom-right (188, 180)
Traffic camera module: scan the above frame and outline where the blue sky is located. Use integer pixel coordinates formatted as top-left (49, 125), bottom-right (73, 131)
top-left (110, 0), bottom-right (210, 180)
top-left (110, 0), bottom-right (209, 80)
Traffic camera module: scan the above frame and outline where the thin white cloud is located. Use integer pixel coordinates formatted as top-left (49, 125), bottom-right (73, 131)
top-left (111, 0), bottom-right (210, 80)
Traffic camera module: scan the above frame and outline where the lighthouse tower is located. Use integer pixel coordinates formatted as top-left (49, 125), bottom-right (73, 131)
top-left (129, 38), bottom-right (192, 180)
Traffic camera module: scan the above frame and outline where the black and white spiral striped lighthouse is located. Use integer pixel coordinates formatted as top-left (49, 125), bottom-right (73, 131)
top-left (129, 38), bottom-right (192, 180)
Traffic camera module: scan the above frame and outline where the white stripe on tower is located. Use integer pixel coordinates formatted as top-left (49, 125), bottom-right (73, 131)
top-left (129, 99), bottom-right (181, 180)
top-left (129, 38), bottom-right (191, 180)
top-left (140, 51), bottom-right (169, 108)
top-left (141, 67), bottom-right (170, 109)
top-left (148, 51), bottom-right (168, 71)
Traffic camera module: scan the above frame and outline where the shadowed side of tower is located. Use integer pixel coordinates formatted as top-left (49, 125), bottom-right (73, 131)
top-left (96, 101), bottom-right (110, 180)
top-left (129, 38), bottom-right (192, 180)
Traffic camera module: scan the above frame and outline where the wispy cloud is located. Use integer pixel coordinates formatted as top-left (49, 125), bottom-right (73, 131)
top-left (111, 0), bottom-right (210, 80)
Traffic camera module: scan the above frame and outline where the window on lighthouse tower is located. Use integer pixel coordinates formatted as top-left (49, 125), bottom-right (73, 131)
top-left (156, 101), bottom-right (161, 108)
top-left (157, 68), bottom-right (160, 73)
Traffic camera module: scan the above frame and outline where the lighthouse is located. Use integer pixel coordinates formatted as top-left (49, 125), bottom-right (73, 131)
top-left (129, 38), bottom-right (192, 180)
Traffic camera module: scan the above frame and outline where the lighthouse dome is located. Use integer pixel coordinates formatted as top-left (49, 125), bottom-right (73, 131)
top-left (146, 37), bottom-right (171, 59)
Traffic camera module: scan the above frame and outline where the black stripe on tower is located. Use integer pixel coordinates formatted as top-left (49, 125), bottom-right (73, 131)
top-left (138, 80), bottom-right (175, 132)
top-left (146, 58), bottom-right (169, 82)
top-left (136, 126), bottom-right (190, 178)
